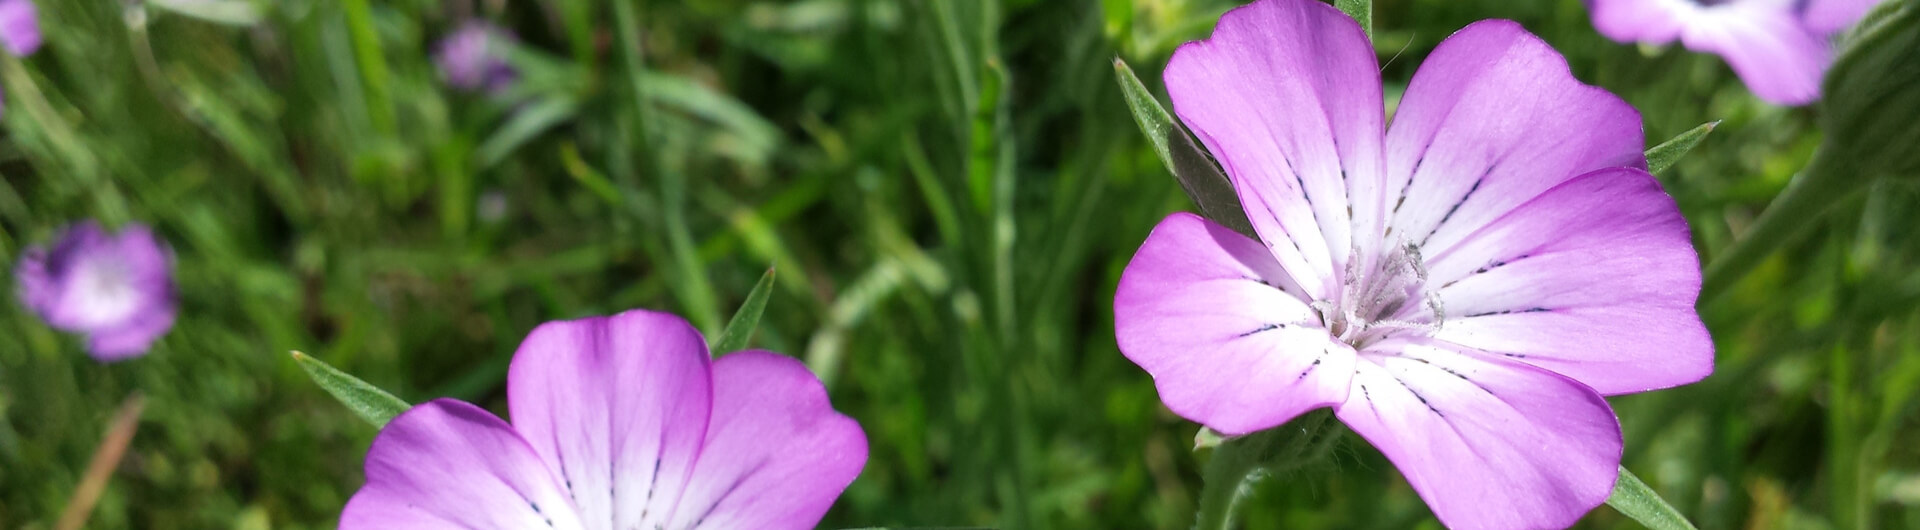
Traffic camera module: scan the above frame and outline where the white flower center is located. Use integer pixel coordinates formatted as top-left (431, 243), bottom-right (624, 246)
top-left (70, 259), bottom-right (143, 327)
top-left (1313, 242), bottom-right (1444, 350)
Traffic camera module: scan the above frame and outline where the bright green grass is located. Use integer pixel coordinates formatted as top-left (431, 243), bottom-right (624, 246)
top-left (1, 0), bottom-right (1916, 528)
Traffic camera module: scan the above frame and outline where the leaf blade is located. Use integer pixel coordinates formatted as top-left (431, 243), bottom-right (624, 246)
top-left (1111, 57), bottom-right (1257, 240)
top-left (712, 266), bottom-right (777, 355)
top-left (1606, 465), bottom-right (1699, 530)
top-left (292, 351), bottom-right (411, 428)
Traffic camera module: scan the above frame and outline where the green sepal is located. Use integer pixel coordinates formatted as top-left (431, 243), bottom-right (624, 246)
top-left (712, 266), bottom-right (777, 356)
top-left (1112, 57), bottom-right (1258, 241)
top-left (1645, 121), bottom-right (1718, 176)
top-left (1606, 465), bottom-right (1699, 530)
top-left (292, 351), bottom-right (411, 428)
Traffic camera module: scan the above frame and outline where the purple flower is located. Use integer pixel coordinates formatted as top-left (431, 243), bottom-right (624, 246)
top-left (433, 21), bottom-right (517, 93)
top-left (0, 0), bottom-right (40, 57)
top-left (1114, 1), bottom-right (1712, 528)
top-left (341, 309), bottom-right (868, 529)
top-left (15, 221), bottom-right (177, 360)
top-left (1586, 0), bottom-right (1885, 104)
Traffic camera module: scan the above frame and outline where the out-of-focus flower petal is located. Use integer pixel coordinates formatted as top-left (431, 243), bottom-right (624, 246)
top-left (83, 304), bottom-right (176, 360)
top-left (1385, 20), bottom-right (1644, 256)
top-left (1163, 0), bottom-right (1388, 299)
top-left (665, 351), bottom-right (868, 529)
top-left (341, 399), bottom-right (588, 530)
top-left (506, 309), bottom-right (714, 529)
top-left (1803, 0), bottom-right (1881, 34)
top-left (1587, 0), bottom-right (1693, 44)
top-left (1335, 338), bottom-right (1621, 530)
top-left (1422, 168), bottom-right (1712, 395)
top-left (1680, 5), bottom-right (1831, 104)
top-left (1116, 213), bottom-right (1357, 436)
top-left (0, 0), bottom-right (41, 57)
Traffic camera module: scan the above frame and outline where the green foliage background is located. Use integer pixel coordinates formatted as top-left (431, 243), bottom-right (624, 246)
top-left (1, 0), bottom-right (1917, 528)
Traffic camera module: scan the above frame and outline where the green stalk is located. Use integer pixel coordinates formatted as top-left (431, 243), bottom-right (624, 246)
top-left (1699, 149), bottom-right (1869, 304)
top-left (338, 0), bottom-right (395, 136)
top-left (1194, 411), bottom-right (1337, 530)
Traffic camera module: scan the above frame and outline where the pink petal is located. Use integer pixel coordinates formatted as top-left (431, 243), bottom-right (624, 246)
top-left (1802, 0), bottom-right (1880, 35)
top-left (506, 310), bottom-right (714, 529)
top-left (1586, 0), bottom-right (1692, 44)
top-left (1384, 20), bottom-right (1644, 256)
top-left (1116, 213), bottom-right (1356, 436)
top-left (1336, 338), bottom-right (1622, 530)
top-left (1163, 0), bottom-right (1388, 299)
top-left (1677, 4), bottom-right (1831, 105)
top-left (1420, 168), bottom-right (1712, 395)
top-left (342, 399), bottom-right (587, 529)
top-left (83, 305), bottom-right (175, 361)
top-left (664, 351), bottom-right (868, 529)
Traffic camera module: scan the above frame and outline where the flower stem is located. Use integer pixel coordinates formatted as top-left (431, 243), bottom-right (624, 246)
top-left (1193, 410), bottom-right (1338, 530)
top-left (1698, 148), bottom-right (1868, 304)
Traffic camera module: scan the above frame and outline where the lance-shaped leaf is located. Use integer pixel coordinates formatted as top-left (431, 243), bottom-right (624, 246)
top-left (1606, 465), bottom-right (1699, 530)
top-left (711, 266), bottom-right (777, 356)
top-left (292, 351), bottom-right (411, 428)
top-left (1645, 121), bottom-right (1718, 176)
top-left (1113, 57), bottom-right (1258, 241)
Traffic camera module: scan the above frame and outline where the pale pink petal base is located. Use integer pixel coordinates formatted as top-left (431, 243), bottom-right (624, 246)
top-left (1336, 339), bottom-right (1622, 530)
top-left (1116, 213), bottom-right (1356, 436)
top-left (666, 351), bottom-right (869, 529)
top-left (507, 310), bottom-right (714, 528)
top-left (342, 399), bottom-right (586, 530)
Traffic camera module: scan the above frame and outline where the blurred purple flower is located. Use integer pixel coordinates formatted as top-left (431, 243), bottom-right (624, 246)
top-left (341, 309), bottom-right (868, 529)
top-left (1586, 0), bottom-right (1885, 104)
top-left (16, 221), bottom-right (176, 360)
top-left (1114, 0), bottom-right (1713, 528)
top-left (0, 0), bottom-right (40, 57)
top-left (434, 20), bottom-right (517, 93)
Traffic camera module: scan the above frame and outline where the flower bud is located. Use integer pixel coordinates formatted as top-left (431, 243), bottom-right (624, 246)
top-left (1820, 0), bottom-right (1920, 178)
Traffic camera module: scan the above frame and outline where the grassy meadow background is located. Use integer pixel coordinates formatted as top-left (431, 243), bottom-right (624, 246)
top-left (2, 0), bottom-right (1918, 528)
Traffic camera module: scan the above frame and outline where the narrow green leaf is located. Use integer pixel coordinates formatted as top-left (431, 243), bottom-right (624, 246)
top-left (148, 0), bottom-right (262, 26)
top-left (1645, 121), bottom-right (1718, 176)
top-left (712, 266), bottom-right (777, 355)
top-left (477, 96), bottom-right (582, 169)
top-left (1606, 465), bottom-right (1699, 530)
top-left (1335, 0), bottom-right (1372, 40)
top-left (1111, 57), bottom-right (1258, 241)
top-left (292, 351), bottom-right (411, 428)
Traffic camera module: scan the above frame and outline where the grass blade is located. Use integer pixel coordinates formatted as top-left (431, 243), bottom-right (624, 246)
top-left (1112, 57), bottom-right (1257, 241)
top-left (712, 266), bottom-right (777, 355)
top-left (1607, 465), bottom-right (1699, 530)
top-left (1646, 121), bottom-right (1718, 176)
top-left (292, 351), bottom-right (411, 428)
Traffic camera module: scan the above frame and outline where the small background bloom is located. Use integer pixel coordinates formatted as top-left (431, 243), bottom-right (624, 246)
top-left (15, 221), bottom-right (176, 360)
top-left (434, 20), bottom-right (517, 93)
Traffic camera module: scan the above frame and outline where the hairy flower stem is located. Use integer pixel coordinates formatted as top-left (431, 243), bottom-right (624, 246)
top-left (1194, 410), bottom-right (1340, 530)
top-left (1699, 148), bottom-right (1867, 304)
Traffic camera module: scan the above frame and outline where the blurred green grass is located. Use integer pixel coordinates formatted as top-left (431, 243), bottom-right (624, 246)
top-left (0, 0), bottom-right (1916, 528)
